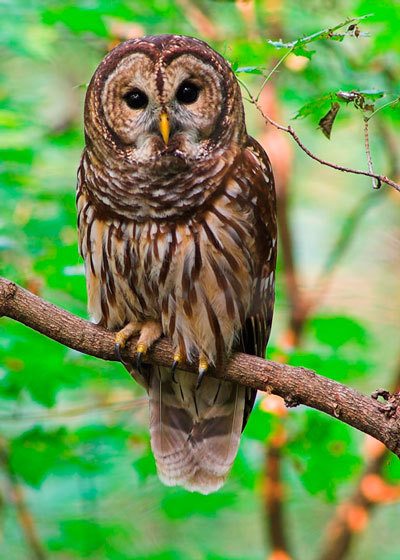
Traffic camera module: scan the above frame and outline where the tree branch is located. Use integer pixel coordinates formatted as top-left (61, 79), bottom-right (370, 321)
top-left (1, 277), bottom-right (400, 459)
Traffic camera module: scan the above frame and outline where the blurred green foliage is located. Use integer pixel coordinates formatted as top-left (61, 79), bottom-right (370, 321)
top-left (0, 1), bottom-right (399, 559)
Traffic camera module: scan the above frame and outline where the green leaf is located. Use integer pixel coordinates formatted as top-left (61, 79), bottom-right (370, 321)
top-left (293, 45), bottom-right (316, 59)
top-left (0, 322), bottom-right (81, 407)
top-left (309, 316), bottom-right (369, 350)
top-left (10, 426), bottom-right (69, 487)
top-left (383, 455), bottom-right (400, 483)
top-left (132, 447), bottom-right (157, 481)
top-left (161, 488), bottom-right (237, 519)
top-left (49, 518), bottom-right (131, 557)
top-left (288, 411), bottom-right (362, 500)
top-left (294, 93), bottom-right (337, 119)
top-left (243, 400), bottom-right (277, 442)
top-left (235, 66), bottom-right (264, 75)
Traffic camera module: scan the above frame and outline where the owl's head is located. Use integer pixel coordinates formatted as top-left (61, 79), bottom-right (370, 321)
top-left (84, 35), bottom-right (246, 169)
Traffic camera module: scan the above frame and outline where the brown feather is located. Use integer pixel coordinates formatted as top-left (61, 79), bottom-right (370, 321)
top-left (149, 366), bottom-right (245, 494)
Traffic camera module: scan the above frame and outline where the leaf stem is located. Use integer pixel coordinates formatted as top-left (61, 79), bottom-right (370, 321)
top-left (255, 48), bottom-right (294, 101)
top-left (366, 97), bottom-right (400, 121)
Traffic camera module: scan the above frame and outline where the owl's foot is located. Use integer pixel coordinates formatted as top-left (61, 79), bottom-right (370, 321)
top-left (114, 321), bottom-right (142, 363)
top-left (196, 355), bottom-right (209, 389)
top-left (135, 321), bottom-right (163, 374)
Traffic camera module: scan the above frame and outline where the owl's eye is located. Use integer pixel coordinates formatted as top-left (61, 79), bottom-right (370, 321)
top-left (124, 88), bottom-right (148, 110)
top-left (176, 81), bottom-right (200, 104)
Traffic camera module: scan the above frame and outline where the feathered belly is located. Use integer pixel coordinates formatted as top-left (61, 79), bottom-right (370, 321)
top-left (78, 199), bottom-right (254, 366)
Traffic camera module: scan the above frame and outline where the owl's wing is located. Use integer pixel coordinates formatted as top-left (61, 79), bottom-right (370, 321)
top-left (235, 136), bottom-right (277, 427)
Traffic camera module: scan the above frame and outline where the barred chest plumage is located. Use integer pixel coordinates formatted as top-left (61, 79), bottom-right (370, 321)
top-left (77, 175), bottom-right (264, 366)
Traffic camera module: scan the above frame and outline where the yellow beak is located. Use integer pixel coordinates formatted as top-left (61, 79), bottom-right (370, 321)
top-left (159, 111), bottom-right (170, 144)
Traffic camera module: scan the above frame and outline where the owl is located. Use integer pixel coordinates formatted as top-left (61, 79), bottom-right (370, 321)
top-left (77, 35), bottom-right (277, 494)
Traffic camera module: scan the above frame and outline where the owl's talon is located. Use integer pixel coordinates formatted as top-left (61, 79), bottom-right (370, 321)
top-left (114, 339), bottom-right (129, 366)
top-left (114, 342), bottom-right (123, 362)
top-left (171, 361), bottom-right (179, 383)
top-left (136, 353), bottom-right (144, 374)
top-left (170, 352), bottom-right (183, 383)
top-left (196, 356), bottom-right (209, 389)
top-left (114, 322), bottom-right (141, 364)
top-left (136, 342), bottom-right (148, 375)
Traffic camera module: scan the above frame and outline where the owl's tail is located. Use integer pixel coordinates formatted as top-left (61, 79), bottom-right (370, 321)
top-left (148, 366), bottom-right (245, 494)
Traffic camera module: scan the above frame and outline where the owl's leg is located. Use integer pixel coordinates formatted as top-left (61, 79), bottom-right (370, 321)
top-left (196, 354), bottom-right (209, 389)
top-left (136, 321), bottom-right (163, 372)
top-left (114, 321), bottom-right (142, 362)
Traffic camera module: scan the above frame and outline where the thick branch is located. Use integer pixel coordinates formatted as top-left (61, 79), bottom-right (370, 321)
top-left (1, 277), bottom-right (400, 458)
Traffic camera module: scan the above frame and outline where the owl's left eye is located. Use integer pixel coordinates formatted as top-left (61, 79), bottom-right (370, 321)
top-left (176, 80), bottom-right (200, 104)
top-left (123, 88), bottom-right (148, 110)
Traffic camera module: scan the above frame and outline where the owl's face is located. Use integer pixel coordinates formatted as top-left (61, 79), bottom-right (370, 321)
top-left (85, 35), bottom-right (245, 169)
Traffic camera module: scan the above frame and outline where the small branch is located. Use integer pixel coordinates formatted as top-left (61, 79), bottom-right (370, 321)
top-left (249, 96), bottom-right (400, 194)
top-left (366, 97), bottom-right (400, 121)
top-left (0, 440), bottom-right (47, 560)
top-left (363, 117), bottom-right (380, 189)
top-left (1, 276), bottom-right (400, 459)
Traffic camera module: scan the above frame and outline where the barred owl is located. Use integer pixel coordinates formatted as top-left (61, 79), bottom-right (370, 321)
top-left (77, 35), bottom-right (277, 494)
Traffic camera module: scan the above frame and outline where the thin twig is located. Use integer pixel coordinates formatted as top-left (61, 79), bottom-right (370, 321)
top-left (255, 48), bottom-right (293, 101)
top-left (249, 95), bottom-right (400, 194)
top-left (363, 117), bottom-right (380, 189)
top-left (366, 97), bottom-right (400, 121)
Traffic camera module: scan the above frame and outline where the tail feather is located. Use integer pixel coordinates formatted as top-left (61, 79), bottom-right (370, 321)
top-left (148, 366), bottom-right (245, 494)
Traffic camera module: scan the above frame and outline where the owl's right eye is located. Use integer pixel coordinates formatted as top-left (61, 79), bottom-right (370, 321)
top-left (123, 88), bottom-right (149, 110)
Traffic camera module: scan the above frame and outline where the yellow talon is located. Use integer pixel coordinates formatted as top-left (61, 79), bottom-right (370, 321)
top-left (197, 356), bottom-right (209, 389)
top-left (199, 356), bottom-right (208, 371)
top-left (173, 352), bottom-right (182, 363)
top-left (170, 352), bottom-right (183, 382)
top-left (136, 342), bottom-right (148, 354)
top-left (115, 331), bottom-right (127, 348)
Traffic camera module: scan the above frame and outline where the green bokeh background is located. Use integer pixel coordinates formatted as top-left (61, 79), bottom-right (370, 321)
top-left (0, 1), bottom-right (399, 559)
